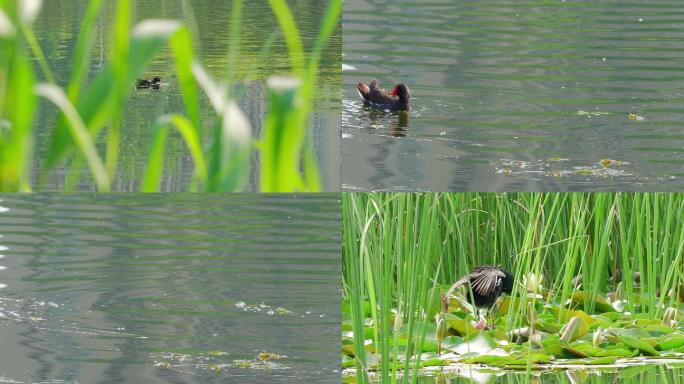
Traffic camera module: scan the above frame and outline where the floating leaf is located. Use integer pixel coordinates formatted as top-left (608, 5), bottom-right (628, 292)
top-left (656, 336), bottom-right (684, 351)
top-left (600, 159), bottom-right (625, 167)
top-left (445, 313), bottom-right (478, 336)
top-left (608, 334), bottom-right (660, 356)
top-left (452, 332), bottom-right (497, 355)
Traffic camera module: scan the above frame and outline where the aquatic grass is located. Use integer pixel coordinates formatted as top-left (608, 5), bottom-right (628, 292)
top-left (0, 0), bottom-right (338, 192)
top-left (0, 18), bottom-right (36, 192)
top-left (260, 0), bottom-right (340, 192)
top-left (342, 193), bottom-right (684, 380)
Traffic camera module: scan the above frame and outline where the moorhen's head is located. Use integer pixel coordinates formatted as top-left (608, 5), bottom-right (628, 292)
top-left (152, 77), bottom-right (161, 84)
top-left (501, 269), bottom-right (514, 294)
top-left (390, 83), bottom-right (411, 100)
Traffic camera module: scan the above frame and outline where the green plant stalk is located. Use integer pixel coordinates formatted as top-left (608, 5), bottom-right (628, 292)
top-left (19, 22), bottom-right (54, 83)
top-left (342, 194), bottom-right (369, 384)
top-left (104, 0), bottom-right (130, 181)
top-left (342, 192), bottom-right (684, 381)
top-left (142, 114), bottom-right (207, 192)
top-left (34, 83), bottom-right (109, 191)
top-left (261, 78), bottom-right (305, 191)
top-left (0, 34), bottom-right (36, 192)
top-left (225, 0), bottom-right (242, 93)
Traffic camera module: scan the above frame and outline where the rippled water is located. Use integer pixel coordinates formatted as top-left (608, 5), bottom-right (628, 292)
top-left (32, 0), bottom-right (341, 191)
top-left (342, 0), bottom-right (684, 191)
top-left (0, 194), bottom-right (340, 383)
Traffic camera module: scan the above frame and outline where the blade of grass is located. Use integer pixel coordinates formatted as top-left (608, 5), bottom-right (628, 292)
top-left (141, 114), bottom-right (207, 192)
top-left (34, 83), bottom-right (109, 191)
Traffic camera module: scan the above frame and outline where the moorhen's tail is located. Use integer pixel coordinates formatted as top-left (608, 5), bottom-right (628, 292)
top-left (357, 82), bottom-right (372, 102)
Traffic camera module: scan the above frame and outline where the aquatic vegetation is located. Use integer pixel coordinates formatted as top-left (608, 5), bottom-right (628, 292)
top-left (152, 350), bottom-right (289, 374)
top-left (600, 159), bottom-right (626, 167)
top-left (0, 0), bottom-right (340, 192)
top-left (342, 193), bottom-right (684, 382)
top-left (494, 158), bottom-right (635, 181)
top-left (628, 113), bottom-right (645, 121)
top-left (234, 301), bottom-right (295, 316)
top-left (343, 288), bottom-right (683, 373)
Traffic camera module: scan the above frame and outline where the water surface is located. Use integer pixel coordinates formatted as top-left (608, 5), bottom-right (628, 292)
top-left (32, 0), bottom-right (341, 191)
top-left (0, 194), bottom-right (340, 383)
top-left (343, 0), bottom-right (684, 191)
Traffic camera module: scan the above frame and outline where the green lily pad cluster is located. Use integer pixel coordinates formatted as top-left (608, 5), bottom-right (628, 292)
top-left (494, 157), bottom-right (633, 180)
top-left (151, 350), bottom-right (289, 374)
top-left (342, 289), bottom-right (684, 375)
top-left (234, 301), bottom-right (294, 316)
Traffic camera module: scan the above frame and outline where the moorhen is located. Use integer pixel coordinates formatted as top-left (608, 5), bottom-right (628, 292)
top-left (136, 77), bottom-right (162, 89)
top-left (356, 79), bottom-right (410, 111)
top-left (444, 265), bottom-right (514, 329)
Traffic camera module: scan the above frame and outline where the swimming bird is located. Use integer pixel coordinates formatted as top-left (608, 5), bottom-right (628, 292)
top-left (136, 77), bottom-right (162, 89)
top-left (356, 79), bottom-right (411, 111)
top-left (445, 265), bottom-right (514, 329)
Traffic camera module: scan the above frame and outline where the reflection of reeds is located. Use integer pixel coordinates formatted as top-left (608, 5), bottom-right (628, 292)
top-left (0, 0), bottom-right (340, 192)
top-left (343, 192), bottom-right (684, 381)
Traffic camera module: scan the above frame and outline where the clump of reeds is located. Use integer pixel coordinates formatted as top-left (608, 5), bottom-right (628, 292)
top-left (343, 192), bottom-right (683, 382)
top-left (0, 0), bottom-right (339, 192)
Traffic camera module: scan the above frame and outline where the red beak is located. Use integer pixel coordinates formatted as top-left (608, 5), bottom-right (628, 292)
top-left (390, 86), bottom-right (398, 97)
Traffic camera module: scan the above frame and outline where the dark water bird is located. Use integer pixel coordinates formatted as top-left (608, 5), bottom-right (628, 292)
top-left (445, 265), bottom-right (514, 329)
top-left (356, 79), bottom-right (411, 111)
top-left (136, 76), bottom-right (162, 89)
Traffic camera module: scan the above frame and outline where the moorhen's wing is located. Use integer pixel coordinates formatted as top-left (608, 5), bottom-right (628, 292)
top-left (445, 273), bottom-right (472, 300)
top-left (369, 79), bottom-right (389, 99)
top-left (358, 79), bottom-right (395, 106)
top-left (469, 266), bottom-right (505, 297)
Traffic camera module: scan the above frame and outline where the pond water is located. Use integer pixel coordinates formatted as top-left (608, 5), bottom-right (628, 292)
top-left (342, 0), bottom-right (684, 191)
top-left (0, 194), bottom-right (341, 383)
top-left (32, 0), bottom-right (341, 192)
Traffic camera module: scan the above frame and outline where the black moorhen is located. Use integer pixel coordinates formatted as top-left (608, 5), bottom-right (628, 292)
top-left (444, 265), bottom-right (514, 329)
top-left (136, 77), bottom-right (162, 89)
top-left (357, 79), bottom-right (410, 111)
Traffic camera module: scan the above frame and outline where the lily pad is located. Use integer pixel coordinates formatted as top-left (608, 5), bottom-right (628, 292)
top-left (656, 336), bottom-right (684, 351)
top-left (608, 334), bottom-right (660, 356)
top-left (452, 332), bottom-right (497, 355)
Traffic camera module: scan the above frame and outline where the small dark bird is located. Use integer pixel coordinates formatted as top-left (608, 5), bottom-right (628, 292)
top-left (136, 77), bottom-right (162, 89)
top-left (445, 265), bottom-right (514, 329)
top-left (356, 79), bottom-right (411, 111)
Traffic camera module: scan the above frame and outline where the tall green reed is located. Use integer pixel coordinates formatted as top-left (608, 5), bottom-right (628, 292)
top-left (0, 0), bottom-right (339, 192)
top-left (343, 192), bottom-right (684, 380)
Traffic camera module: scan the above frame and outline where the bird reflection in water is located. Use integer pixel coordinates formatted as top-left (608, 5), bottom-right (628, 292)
top-left (362, 108), bottom-right (410, 138)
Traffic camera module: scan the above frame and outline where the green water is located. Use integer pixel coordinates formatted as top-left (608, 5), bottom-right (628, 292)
top-left (343, 0), bottom-right (684, 191)
top-left (31, 0), bottom-right (341, 191)
top-left (0, 194), bottom-right (341, 383)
